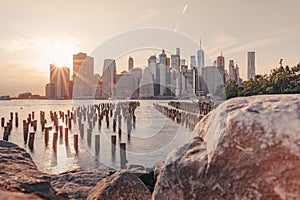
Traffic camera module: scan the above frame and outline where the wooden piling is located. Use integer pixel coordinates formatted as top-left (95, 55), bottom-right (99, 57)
top-left (44, 127), bottom-right (49, 146)
top-left (64, 128), bottom-right (69, 145)
top-left (68, 118), bottom-right (72, 129)
top-left (74, 134), bottom-right (78, 152)
top-left (87, 129), bottom-right (92, 147)
top-left (23, 120), bottom-right (28, 144)
top-left (80, 124), bottom-right (84, 138)
top-left (52, 132), bottom-right (58, 152)
top-left (113, 119), bottom-right (116, 132)
top-left (1, 117), bottom-right (4, 127)
top-left (59, 126), bottom-right (63, 138)
top-left (120, 143), bottom-right (127, 169)
top-left (95, 135), bottom-right (100, 155)
top-left (28, 132), bottom-right (35, 150)
top-left (111, 135), bottom-right (117, 158)
top-left (3, 127), bottom-right (9, 141)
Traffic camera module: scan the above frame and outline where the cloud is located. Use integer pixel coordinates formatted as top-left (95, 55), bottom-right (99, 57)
top-left (0, 34), bottom-right (81, 52)
top-left (226, 28), bottom-right (298, 54)
top-left (209, 31), bottom-right (237, 55)
top-left (135, 9), bottom-right (158, 24)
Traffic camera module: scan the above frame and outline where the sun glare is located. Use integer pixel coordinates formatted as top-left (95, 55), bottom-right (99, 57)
top-left (37, 38), bottom-right (80, 75)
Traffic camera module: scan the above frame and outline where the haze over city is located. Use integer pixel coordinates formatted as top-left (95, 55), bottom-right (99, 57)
top-left (0, 0), bottom-right (299, 96)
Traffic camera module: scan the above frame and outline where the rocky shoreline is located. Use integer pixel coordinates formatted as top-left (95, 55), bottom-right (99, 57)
top-left (1, 95), bottom-right (300, 199)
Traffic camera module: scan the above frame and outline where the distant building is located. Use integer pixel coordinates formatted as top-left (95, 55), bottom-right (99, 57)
top-left (236, 64), bottom-right (242, 84)
top-left (18, 92), bottom-right (41, 99)
top-left (190, 55), bottom-right (196, 70)
top-left (180, 59), bottom-right (186, 67)
top-left (72, 52), bottom-right (94, 98)
top-left (171, 54), bottom-right (180, 72)
top-left (228, 60), bottom-right (235, 81)
top-left (202, 66), bottom-right (224, 96)
top-left (197, 41), bottom-right (204, 74)
top-left (176, 47), bottom-right (180, 56)
top-left (248, 51), bottom-right (255, 80)
top-left (148, 55), bottom-right (157, 80)
top-left (128, 56), bottom-right (134, 72)
top-left (216, 53), bottom-right (225, 84)
top-left (182, 68), bottom-right (196, 96)
top-left (45, 83), bottom-right (55, 99)
top-left (139, 67), bottom-right (154, 98)
top-left (48, 64), bottom-right (70, 99)
top-left (159, 49), bottom-right (167, 95)
top-left (102, 59), bottom-right (116, 98)
top-left (114, 74), bottom-right (137, 99)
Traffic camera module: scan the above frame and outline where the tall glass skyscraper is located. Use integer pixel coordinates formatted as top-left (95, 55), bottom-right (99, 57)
top-left (247, 52), bottom-right (256, 80)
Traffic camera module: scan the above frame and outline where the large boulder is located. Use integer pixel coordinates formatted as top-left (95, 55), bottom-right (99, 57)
top-left (0, 140), bottom-right (66, 199)
top-left (0, 190), bottom-right (42, 200)
top-left (87, 171), bottom-right (151, 200)
top-left (153, 95), bottom-right (300, 199)
top-left (51, 169), bottom-right (115, 199)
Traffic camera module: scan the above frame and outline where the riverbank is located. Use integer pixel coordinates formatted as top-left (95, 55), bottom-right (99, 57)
top-left (1, 94), bottom-right (299, 199)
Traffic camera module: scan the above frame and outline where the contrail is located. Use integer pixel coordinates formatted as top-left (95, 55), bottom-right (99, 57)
top-left (182, 4), bottom-right (188, 14)
top-left (173, 3), bottom-right (189, 36)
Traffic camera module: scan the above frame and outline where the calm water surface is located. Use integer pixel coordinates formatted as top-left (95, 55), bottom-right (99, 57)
top-left (0, 100), bottom-right (192, 174)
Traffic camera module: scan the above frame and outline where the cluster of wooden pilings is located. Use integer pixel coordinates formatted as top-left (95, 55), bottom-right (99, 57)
top-left (74, 101), bottom-right (140, 169)
top-left (168, 100), bottom-right (212, 116)
top-left (1, 112), bottom-right (16, 142)
top-left (153, 103), bottom-right (203, 130)
top-left (1, 109), bottom-right (76, 153)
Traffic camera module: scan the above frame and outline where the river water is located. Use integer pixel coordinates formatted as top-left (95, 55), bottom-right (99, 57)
top-left (0, 100), bottom-right (192, 174)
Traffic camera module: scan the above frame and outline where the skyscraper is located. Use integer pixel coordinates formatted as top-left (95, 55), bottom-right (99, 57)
top-left (190, 55), bottom-right (196, 69)
top-left (171, 54), bottom-right (180, 72)
top-left (197, 40), bottom-right (204, 74)
top-left (102, 59), bottom-right (116, 98)
top-left (217, 53), bottom-right (225, 83)
top-left (148, 55), bottom-right (157, 79)
top-left (247, 51), bottom-right (255, 80)
top-left (176, 47), bottom-right (180, 56)
top-left (72, 52), bottom-right (94, 98)
top-left (159, 49), bottom-right (167, 95)
top-left (128, 56), bottom-right (134, 72)
top-left (229, 60), bottom-right (235, 81)
top-left (48, 64), bottom-right (70, 99)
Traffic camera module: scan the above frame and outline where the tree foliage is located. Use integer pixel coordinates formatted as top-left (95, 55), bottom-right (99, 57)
top-left (224, 63), bottom-right (300, 99)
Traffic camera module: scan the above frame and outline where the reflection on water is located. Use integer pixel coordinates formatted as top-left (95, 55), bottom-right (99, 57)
top-left (0, 100), bottom-right (192, 174)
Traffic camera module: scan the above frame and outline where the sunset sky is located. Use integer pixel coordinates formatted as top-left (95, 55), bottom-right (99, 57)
top-left (0, 0), bottom-right (300, 96)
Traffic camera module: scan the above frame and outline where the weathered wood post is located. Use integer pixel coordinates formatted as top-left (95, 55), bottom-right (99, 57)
top-left (111, 135), bottom-right (116, 158)
top-left (120, 143), bottom-right (127, 169)
top-left (52, 132), bottom-right (58, 152)
top-left (80, 124), bottom-right (84, 138)
top-left (3, 127), bottom-right (9, 141)
top-left (95, 135), bottom-right (100, 155)
top-left (59, 126), bottom-right (63, 138)
top-left (113, 118), bottom-right (116, 132)
top-left (87, 128), bottom-right (92, 147)
top-left (1, 117), bottom-right (4, 127)
top-left (64, 127), bottom-right (69, 145)
top-left (68, 118), bottom-right (72, 129)
top-left (73, 134), bottom-right (78, 152)
top-left (28, 132), bottom-right (35, 150)
top-left (118, 114), bottom-right (122, 136)
top-left (44, 127), bottom-right (49, 146)
top-left (15, 112), bottom-right (19, 127)
top-left (23, 120), bottom-right (28, 144)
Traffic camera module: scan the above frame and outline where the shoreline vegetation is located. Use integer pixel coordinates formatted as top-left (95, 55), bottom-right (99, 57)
top-left (217, 63), bottom-right (300, 99)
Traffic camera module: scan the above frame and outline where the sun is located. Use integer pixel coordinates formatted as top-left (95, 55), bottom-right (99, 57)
top-left (36, 38), bottom-right (80, 76)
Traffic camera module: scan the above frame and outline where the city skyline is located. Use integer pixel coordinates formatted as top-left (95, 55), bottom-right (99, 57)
top-left (1, 0), bottom-right (300, 96)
